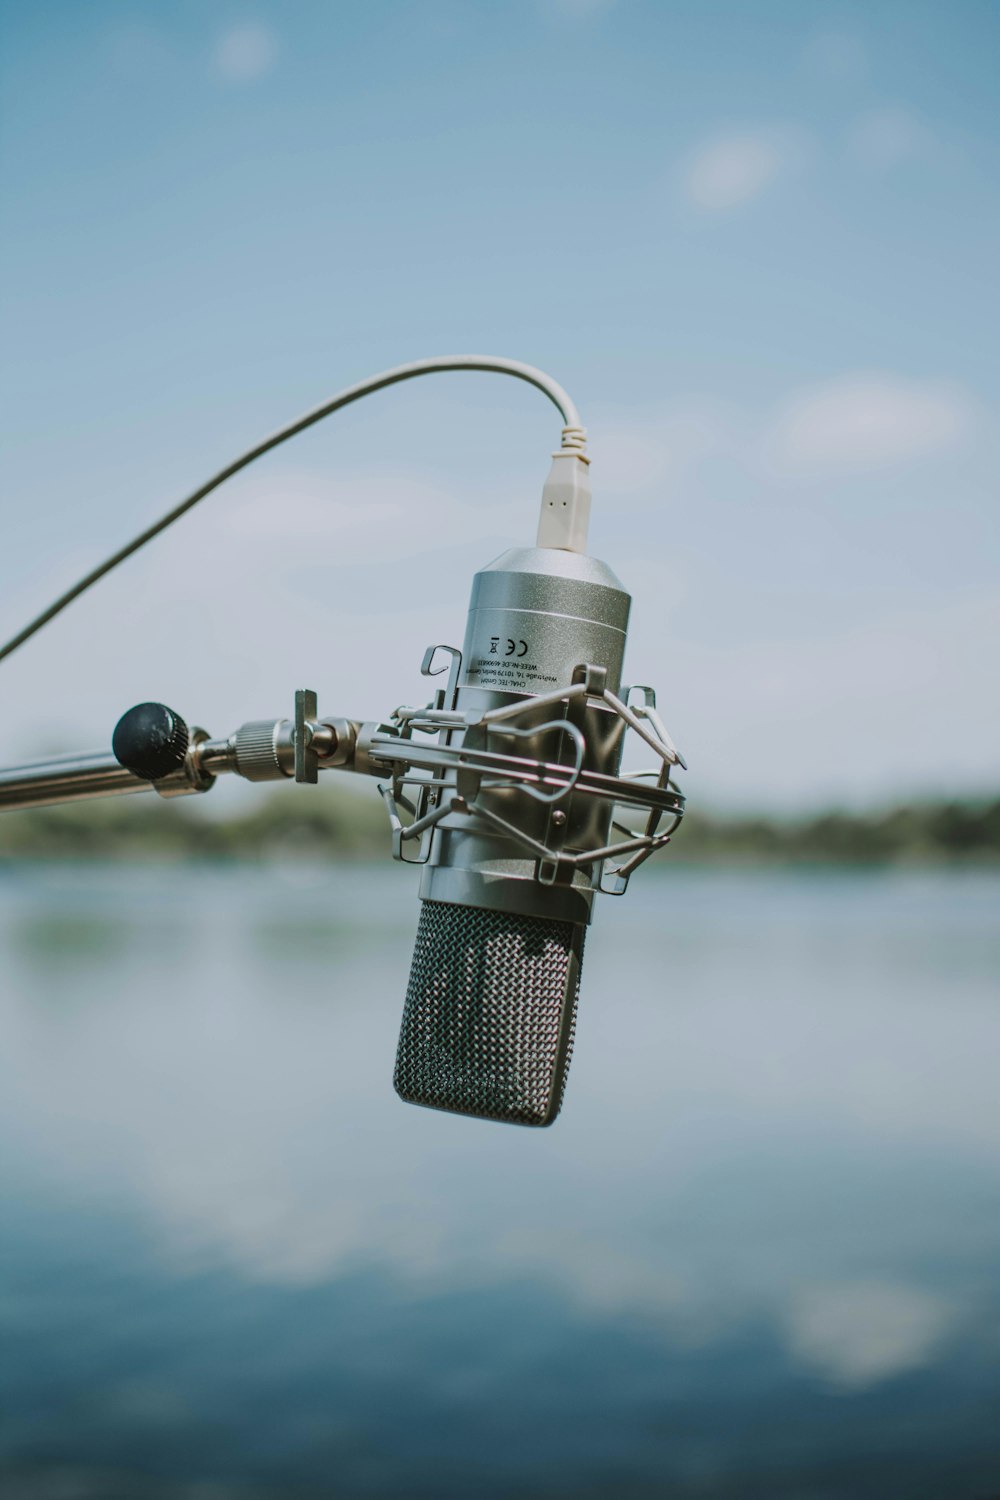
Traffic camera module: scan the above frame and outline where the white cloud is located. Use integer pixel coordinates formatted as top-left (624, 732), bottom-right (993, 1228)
top-left (763, 373), bottom-right (975, 478)
top-left (215, 23), bottom-right (278, 82)
top-left (784, 1279), bottom-right (955, 1388)
top-left (849, 107), bottom-right (930, 172)
top-left (683, 129), bottom-right (805, 212)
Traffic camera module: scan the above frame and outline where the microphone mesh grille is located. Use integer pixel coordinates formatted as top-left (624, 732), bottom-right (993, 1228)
top-left (394, 900), bottom-right (585, 1127)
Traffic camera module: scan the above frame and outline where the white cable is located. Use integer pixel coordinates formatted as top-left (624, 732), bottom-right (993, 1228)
top-left (0, 356), bottom-right (587, 664)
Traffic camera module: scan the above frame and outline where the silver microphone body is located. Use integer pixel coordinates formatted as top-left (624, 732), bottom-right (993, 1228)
top-left (393, 546), bottom-right (631, 1126)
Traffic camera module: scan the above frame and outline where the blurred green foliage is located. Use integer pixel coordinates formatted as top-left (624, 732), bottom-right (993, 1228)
top-left (0, 785), bottom-right (997, 865)
top-left (674, 799), bottom-right (1000, 865)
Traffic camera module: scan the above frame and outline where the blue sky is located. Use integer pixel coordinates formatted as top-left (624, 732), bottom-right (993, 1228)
top-left (1, 0), bottom-right (997, 809)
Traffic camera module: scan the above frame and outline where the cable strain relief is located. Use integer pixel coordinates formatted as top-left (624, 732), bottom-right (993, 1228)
top-left (560, 424), bottom-right (589, 458)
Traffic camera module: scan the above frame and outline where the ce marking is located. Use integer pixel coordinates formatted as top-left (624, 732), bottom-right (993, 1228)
top-left (489, 635), bottom-right (528, 658)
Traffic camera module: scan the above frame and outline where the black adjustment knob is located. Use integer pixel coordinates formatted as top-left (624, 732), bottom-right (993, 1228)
top-left (112, 702), bottom-right (190, 782)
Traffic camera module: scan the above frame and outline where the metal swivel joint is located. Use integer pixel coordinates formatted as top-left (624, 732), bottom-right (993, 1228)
top-left (118, 690), bottom-right (361, 791)
top-left (201, 690), bottom-right (359, 785)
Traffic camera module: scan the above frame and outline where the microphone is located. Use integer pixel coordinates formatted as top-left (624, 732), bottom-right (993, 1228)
top-left (0, 355), bottom-right (685, 1130)
top-left (392, 449), bottom-right (635, 1126)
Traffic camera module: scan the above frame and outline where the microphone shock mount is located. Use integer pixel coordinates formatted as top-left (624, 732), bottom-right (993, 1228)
top-left (0, 646), bottom-right (684, 900)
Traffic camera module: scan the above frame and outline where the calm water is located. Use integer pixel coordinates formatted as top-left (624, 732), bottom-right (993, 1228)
top-left (1, 862), bottom-right (999, 1499)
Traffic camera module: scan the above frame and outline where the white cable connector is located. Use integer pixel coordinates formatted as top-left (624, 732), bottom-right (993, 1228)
top-left (536, 426), bottom-right (591, 553)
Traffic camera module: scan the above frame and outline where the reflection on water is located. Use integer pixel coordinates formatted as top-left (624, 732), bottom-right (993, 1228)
top-left (2, 863), bottom-right (999, 1498)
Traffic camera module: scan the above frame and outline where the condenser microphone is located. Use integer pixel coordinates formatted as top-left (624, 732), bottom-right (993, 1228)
top-left (393, 446), bottom-right (635, 1126)
top-left (0, 354), bottom-right (684, 1131)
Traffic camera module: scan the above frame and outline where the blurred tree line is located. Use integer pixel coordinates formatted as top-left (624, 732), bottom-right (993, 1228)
top-left (0, 785), bottom-right (997, 865)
